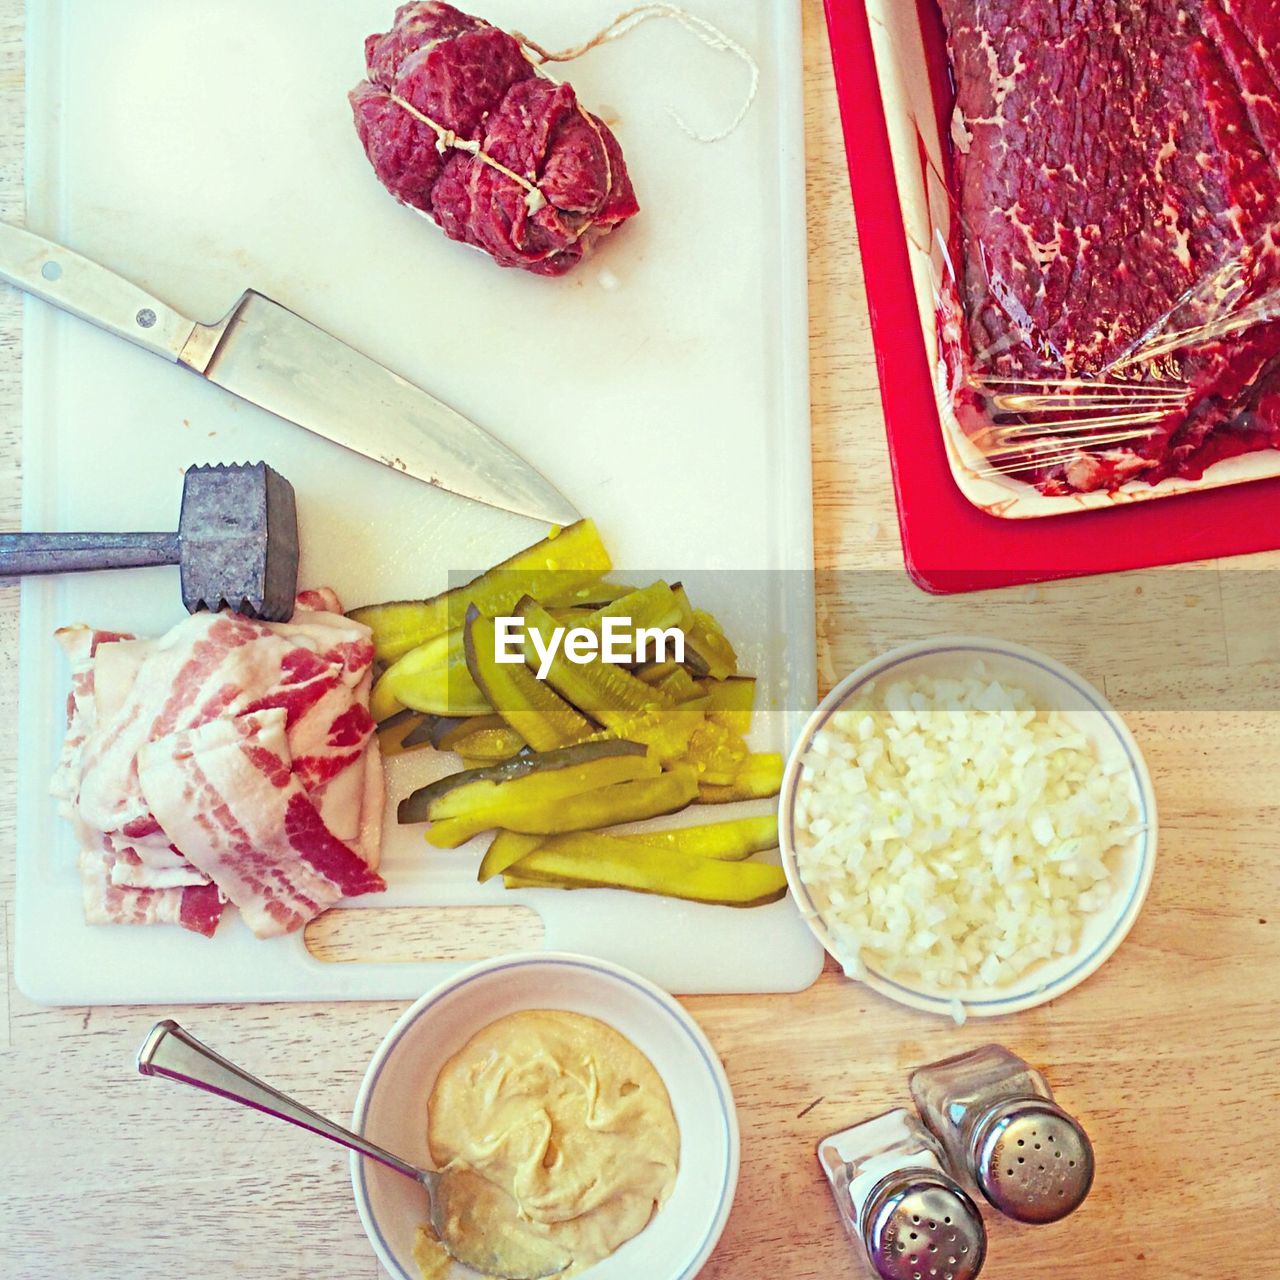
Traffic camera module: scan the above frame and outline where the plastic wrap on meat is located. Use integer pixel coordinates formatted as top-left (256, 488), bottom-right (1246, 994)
top-left (937, 0), bottom-right (1280, 493)
top-left (351, 2), bottom-right (639, 276)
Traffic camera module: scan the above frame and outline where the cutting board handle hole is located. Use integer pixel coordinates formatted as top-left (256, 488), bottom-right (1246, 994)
top-left (303, 905), bottom-right (544, 964)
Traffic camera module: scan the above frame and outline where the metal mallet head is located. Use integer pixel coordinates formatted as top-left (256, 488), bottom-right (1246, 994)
top-left (178, 463), bottom-right (299, 623)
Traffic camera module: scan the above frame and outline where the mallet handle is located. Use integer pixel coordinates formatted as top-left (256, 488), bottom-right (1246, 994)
top-left (0, 531), bottom-right (180, 576)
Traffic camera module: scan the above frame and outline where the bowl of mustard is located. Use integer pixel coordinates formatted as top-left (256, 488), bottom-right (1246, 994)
top-left (351, 952), bottom-right (740, 1280)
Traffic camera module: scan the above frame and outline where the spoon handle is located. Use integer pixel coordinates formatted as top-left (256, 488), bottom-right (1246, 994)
top-left (137, 1019), bottom-right (426, 1184)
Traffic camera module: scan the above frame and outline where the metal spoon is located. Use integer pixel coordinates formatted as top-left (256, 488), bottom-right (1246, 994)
top-left (137, 1020), bottom-right (569, 1280)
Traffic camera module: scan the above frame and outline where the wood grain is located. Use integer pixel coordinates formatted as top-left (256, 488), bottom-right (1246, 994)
top-left (2, 3), bottom-right (1279, 1278)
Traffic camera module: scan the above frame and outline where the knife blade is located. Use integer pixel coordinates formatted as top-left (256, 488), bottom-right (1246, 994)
top-left (0, 221), bottom-right (579, 526)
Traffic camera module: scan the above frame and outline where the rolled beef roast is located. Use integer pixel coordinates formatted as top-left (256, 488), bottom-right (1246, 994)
top-left (351, 2), bottom-right (639, 276)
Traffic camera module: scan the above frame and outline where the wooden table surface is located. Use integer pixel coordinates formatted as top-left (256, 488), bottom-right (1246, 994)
top-left (3, 4), bottom-right (1279, 1277)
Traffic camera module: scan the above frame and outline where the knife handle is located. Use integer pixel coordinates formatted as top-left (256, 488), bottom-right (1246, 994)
top-left (0, 221), bottom-right (196, 361)
top-left (0, 531), bottom-right (181, 576)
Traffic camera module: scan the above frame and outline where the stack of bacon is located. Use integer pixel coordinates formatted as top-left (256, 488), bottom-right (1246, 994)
top-left (50, 590), bottom-right (386, 939)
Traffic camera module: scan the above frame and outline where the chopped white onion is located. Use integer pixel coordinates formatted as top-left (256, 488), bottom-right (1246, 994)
top-left (794, 666), bottom-right (1138, 993)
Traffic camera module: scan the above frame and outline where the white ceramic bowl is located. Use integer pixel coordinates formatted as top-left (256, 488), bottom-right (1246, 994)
top-left (779, 636), bottom-right (1158, 1017)
top-left (350, 952), bottom-right (740, 1280)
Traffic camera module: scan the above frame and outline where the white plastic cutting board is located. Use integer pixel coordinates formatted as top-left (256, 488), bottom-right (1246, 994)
top-left (15, 0), bottom-right (820, 1003)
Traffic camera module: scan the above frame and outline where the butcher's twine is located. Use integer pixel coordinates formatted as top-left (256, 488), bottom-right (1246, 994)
top-left (517, 4), bottom-right (761, 145)
top-left (386, 94), bottom-right (549, 213)
top-left (382, 4), bottom-right (759, 215)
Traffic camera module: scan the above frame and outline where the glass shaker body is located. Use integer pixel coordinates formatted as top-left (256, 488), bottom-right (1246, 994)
top-left (909, 1044), bottom-right (1052, 1176)
top-left (910, 1045), bottom-right (1094, 1224)
top-left (818, 1108), bottom-right (986, 1280)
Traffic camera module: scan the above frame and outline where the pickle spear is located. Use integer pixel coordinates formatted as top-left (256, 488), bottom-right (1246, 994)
top-left (464, 606), bottom-right (594, 752)
top-left (546, 581), bottom-right (637, 609)
top-left (697, 753), bottom-right (784, 803)
top-left (502, 873), bottom-right (570, 889)
top-left (478, 812), bottom-right (779, 881)
top-left (349, 519), bottom-right (612, 663)
top-left (654, 667), bottom-right (704, 704)
top-left (387, 712), bottom-right (489, 752)
top-left (370, 674), bottom-right (407, 724)
top-left (437, 715), bottom-right (527, 763)
top-left (376, 710), bottom-right (434, 757)
top-left (478, 831), bottom-right (547, 882)
top-left (616, 812), bottom-right (779, 860)
top-left (671, 586), bottom-right (738, 679)
top-left (504, 835), bottom-right (788, 907)
top-left (399, 740), bottom-right (650, 825)
top-left (581, 581), bottom-right (687, 647)
top-left (430, 754), bottom-right (658, 823)
top-left (376, 626), bottom-right (491, 719)
top-left (683, 719), bottom-right (750, 785)
top-left (426, 768), bottom-right (698, 847)
top-left (518, 598), bottom-right (671, 720)
top-left (704, 677), bottom-right (757, 734)
top-left (516, 598), bottom-right (702, 762)
top-left (636, 661), bottom-right (683, 686)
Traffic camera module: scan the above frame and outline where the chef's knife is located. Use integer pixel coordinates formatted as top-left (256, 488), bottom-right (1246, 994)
top-left (0, 222), bottom-right (579, 526)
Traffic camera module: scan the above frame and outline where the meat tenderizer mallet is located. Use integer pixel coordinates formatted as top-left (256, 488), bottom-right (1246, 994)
top-left (0, 461), bottom-right (300, 621)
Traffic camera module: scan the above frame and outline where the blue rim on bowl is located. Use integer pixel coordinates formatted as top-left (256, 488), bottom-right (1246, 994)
top-left (778, 636), bottom-right (1158, 1017)
top-left (350, 951), bottom-right (740, 1280)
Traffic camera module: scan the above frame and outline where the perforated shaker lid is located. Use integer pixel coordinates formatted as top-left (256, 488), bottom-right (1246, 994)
top-left (861, 1169), bottom-right (987, 1280)
top-left (972, 1100), bottom-right (1095, 1224)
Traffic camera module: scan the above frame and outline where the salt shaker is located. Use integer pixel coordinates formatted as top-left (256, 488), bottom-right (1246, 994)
top-left (909, 1045), bottom-right (1095, 1224)
top-left (818, 1107), bottom-right (987, 1280)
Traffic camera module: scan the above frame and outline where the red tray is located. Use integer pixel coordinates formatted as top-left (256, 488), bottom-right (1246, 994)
top-left (823, 0), bottom-right (1280, 593)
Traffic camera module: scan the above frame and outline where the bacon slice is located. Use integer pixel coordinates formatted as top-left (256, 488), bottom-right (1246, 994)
top-left (105, 842), bottom-right (211, 889)
top-left (137, 709), bottom-right (386, 938)
top-left (356, 731), bottom-right (386, 870)
top-left (76, 608), bottom-right (376, 844)
top-left (77, 832), bottom-right (223, 937)
top-left (295, 586), bottom-right (344, 613)
top-left (255, 666), bottom-right (376, 849)
top-left (54, 592), bottom-right (384, 937)
top-left (93, 638), bottom-right (158, 724)
top-left (52, 626), bottom-right (132, 812)
top-left (55, 627), bottom-right (222, 930)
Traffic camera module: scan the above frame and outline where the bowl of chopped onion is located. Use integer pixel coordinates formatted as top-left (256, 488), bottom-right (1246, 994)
top-left (779, 637), bottom-right (1156, 1019)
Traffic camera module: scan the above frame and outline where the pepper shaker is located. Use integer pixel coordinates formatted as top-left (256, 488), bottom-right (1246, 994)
top-left (818, 1107), bottom-right (987, 1280)
top-left (909, 1045), bottom-right (1094, 1224)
